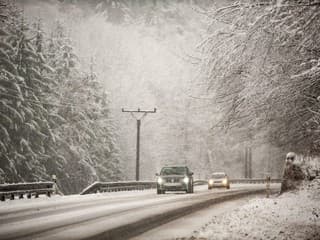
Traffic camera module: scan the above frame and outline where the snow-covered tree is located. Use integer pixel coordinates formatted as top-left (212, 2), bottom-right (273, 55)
top-left (0, 1), bottom-right (57, 182)
top-left (200, 0), bottom-right (320, 155)
top-left (44, 22), bottom-right (122, 193)
top-left (0, 2), bottom-right (122, 193)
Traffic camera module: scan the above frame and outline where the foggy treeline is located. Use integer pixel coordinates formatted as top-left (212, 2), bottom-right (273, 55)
top-left (0, 0), bottom-right (319, 194)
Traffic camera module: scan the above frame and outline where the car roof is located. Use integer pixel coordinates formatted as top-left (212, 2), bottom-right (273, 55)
top-left (211, 172), bottom-right (226, 175)
top-left (162, 165), bottom-right (188, 168)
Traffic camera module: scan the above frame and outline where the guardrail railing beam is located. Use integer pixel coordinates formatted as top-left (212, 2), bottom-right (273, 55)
top-left (80, 178), bottom-right (281, 195)
top-left (0, 182), bottom-right (54, 202)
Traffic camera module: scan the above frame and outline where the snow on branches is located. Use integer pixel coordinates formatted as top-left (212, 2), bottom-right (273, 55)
top-left (201, 0), bottom-right (320, 153)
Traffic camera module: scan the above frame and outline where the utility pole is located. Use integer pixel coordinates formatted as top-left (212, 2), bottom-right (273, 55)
top-left (244, 147), bottom-right (248, 178)
top-left (244, 147), bottom-right (252, 178)
top-left (122, 108), bottom-right (157, 181)
top-left (248, 147), bottom-right (252, 178)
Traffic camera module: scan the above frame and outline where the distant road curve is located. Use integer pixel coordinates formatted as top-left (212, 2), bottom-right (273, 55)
top-left (0, 184), bottom-right (280, 240)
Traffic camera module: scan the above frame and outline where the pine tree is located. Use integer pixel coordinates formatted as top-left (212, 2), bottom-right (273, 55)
top-left (0, 2), bottom-right (122, 191)
top-left (44, 22), bottom-right (122, 193)
top-left (0, 2), bottom-right (53, 182)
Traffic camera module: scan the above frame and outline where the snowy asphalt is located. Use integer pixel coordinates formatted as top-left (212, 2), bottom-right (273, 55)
top-left (0, 184), bottom-right (280, 240)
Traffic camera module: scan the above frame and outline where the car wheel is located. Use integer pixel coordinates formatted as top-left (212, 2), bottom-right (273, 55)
top-left (157, 189), bottom-right (162, 194)
top-left (226, 185), bottom-right (230, 189)
top-left (208, 186), bottom-right (211, 190)
top-left (187, 185), bottom-right (194, 194)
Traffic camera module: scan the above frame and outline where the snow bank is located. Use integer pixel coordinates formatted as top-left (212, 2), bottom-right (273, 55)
top-left (180, 179), bottom-right (320, 240)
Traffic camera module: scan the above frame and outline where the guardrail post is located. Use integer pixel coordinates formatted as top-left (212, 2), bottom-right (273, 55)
top-left (266, 175), bottom-right (271, 198)
top-left (52, 175), bottom-right (57, 194)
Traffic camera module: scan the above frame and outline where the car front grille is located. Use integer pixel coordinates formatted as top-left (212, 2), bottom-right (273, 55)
top-left (165, 177), bottom-right (182, 183)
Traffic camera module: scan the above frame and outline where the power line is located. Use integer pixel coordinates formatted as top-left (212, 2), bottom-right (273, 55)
top-left (17, 84), bottom-right (108, 105)
top-left (0, 90), bottom-right (110, 110)
top-left (3, 84), bottom-right (106, 106)
top-left (0, 92), bottom-right (118, 130)
top-left (1, 91), bottom-right (87, 109)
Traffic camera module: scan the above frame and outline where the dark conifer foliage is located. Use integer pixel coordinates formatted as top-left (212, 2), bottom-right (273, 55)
top-left (0, 1), bottom-right (121, 193)
top-left (0, 1), bottom-right (51, 182)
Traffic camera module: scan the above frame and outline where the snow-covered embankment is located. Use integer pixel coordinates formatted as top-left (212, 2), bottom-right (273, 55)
top-left (185, 179), bottom-right (320, 240)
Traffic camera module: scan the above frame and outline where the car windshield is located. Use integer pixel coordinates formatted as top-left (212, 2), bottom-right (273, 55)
top-left (161, 167), bottom-right (187, 175)
top-left (211, 173), bottom-right (226, 178)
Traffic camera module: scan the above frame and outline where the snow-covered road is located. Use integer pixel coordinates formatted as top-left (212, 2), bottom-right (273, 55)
top-left (0, 184), bottom-right (280, 240)
top-left (129, 195), bottom-right (256, 240)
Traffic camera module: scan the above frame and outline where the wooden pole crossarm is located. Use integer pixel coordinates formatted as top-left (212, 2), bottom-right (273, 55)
top-left (122, 108), bottom-right (157, 113)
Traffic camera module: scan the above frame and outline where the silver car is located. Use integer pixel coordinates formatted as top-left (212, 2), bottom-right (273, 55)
top-left (156, 166), bottom-right (194, 194)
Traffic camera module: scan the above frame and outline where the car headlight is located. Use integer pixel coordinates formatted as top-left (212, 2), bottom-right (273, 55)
top-left (222, 178), bottom-right (228, 185)
top-left (183, 176), bottom-right (189, 184)
top-left (157, 177), bottom-right (163, 184)
top-left (208, 179), bottom-right (214, 185)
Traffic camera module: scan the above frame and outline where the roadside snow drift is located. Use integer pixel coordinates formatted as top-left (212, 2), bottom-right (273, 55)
top-left (182, 179), bottom-right (320, 240)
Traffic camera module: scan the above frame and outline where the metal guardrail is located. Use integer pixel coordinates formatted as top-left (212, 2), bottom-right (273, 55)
top-left (80, 181), bottom-right (156, 195)
top-left (0, 178), bottom-right (282, 200)
top-left (80, 178), bottom-right (281, 195)
top-left (0, 182), bottom-right (54, 201)
top-left (229, 178), bottom-right (281, 184)
top-left (193, 180), bottom-right (208, 185)
top-left (195, 178), bottom-right (281, 185)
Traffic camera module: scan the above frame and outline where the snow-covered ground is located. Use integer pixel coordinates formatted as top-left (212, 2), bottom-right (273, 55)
top-left (0, 184), bottom-right (278, 240)
top-left (4, 182), bottom-right (317, 240)
top-left (180, 179), bottom-right (320, 240)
